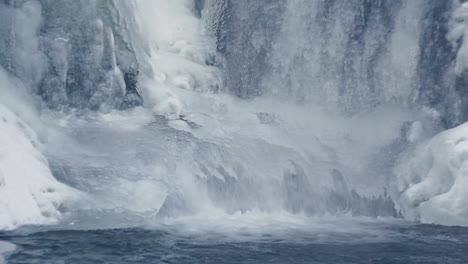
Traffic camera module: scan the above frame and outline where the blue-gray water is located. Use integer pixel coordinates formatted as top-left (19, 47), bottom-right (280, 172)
top-left (2, 223), bottom-right (468, 264)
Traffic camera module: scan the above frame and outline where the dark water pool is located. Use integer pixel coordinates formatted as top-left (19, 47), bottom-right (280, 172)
top-left (1, 223), bottom-right (468, 264)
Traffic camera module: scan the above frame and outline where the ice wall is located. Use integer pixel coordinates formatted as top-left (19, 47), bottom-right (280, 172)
top-left (0, 0), bottom-right (143, 111)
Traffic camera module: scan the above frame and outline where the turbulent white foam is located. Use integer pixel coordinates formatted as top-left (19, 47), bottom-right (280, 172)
top-left (395, 122), bottom-right (468, 226)
top-left (149, 210), bottom-right (402, 244)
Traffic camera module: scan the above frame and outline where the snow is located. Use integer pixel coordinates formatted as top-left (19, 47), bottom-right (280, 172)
top-left (0, 66), bottom-right (80, 230)
top-left (396, 122), bottom-right (468, 226)
top-left (0, 104), bottom-right (80, 230)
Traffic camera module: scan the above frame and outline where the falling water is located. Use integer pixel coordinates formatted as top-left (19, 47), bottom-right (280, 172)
top-left (0, 0), bottom-right (468, 231)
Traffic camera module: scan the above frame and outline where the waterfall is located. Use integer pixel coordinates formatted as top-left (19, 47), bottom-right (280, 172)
top-left (0, 0), bottom-right (467, 230)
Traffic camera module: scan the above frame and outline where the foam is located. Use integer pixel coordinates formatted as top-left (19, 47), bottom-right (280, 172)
top-left (148, 209), bottom-right (402, 244)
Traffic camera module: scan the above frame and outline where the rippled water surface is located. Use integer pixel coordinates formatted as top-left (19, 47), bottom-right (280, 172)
top-left (1, 221), bottom-right (468, 264)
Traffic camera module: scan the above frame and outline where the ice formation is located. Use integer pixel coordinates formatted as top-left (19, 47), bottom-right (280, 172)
top-left (396, 122), bottom-right (468, 226)
top-left (392, 1), bottom-right (468, 226)
top-left (1, 0), bottom-right (468, 230)
top-left (0, 103), bottom-right (79, 230)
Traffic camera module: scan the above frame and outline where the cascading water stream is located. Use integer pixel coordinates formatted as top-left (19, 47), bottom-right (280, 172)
top-left (0, 0), bottom-right (468, 231)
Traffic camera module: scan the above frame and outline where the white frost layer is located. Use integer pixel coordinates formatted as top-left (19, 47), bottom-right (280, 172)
top-left (396, 122), bottom-right (468, 226)
top-left (0, 104), bottom-right (79, 230)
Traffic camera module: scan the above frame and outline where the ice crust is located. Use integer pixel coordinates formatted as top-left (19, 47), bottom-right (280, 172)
top-left (0, 103), bottom-right (79, 230)
top-left (396, 122), bottom-right (468, 226)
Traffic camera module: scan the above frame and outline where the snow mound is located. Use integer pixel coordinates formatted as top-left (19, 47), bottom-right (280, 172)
top-left (0, 104), bottom-right (79, 230)
top-left (396, 122), bottom-right (468, 226)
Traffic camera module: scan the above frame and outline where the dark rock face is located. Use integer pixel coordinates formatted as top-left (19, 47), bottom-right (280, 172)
top-left (0, 0), bottom-right (143, 111)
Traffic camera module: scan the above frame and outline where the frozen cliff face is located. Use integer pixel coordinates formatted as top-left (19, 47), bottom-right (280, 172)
top-left (0, 0), bottom-right (143, 111)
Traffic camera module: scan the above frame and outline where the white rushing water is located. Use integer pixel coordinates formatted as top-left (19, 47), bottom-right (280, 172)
top-left (0, 0), bottom-right (468, 230)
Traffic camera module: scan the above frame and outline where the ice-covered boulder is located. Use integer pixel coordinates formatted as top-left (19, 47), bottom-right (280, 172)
top-left (396, 122), bottom-right (468, 226)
